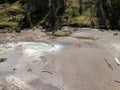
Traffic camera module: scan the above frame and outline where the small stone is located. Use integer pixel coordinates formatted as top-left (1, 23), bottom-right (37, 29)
top-left (0, 58), bottom-right (7, 62)
top-left (27, 68), bottom-right (32, 72)
top-left (114, 32), bottom-right (118, 36)
top-left (13, 68), bottom-right (16, 71)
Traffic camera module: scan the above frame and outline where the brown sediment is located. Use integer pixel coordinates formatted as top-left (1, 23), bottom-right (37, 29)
top-left (71, 36), bottom-right (100, 41)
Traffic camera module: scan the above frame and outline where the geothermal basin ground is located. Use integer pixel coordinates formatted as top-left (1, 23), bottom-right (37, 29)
top-left (0, 28), bottom-right (120, 90)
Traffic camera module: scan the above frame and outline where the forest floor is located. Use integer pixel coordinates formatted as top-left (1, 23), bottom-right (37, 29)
top-left (0, 28), bottom-right (120, 90)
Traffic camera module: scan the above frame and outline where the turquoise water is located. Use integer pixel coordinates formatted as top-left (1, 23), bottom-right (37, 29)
top-left (26, 43), bottom-right (54, 50)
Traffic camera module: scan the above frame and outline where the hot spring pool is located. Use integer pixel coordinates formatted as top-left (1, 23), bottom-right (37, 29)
top-left (25, 43), bottom-right (61, 52)
top-left (27, 43), bottom-right (53, 50)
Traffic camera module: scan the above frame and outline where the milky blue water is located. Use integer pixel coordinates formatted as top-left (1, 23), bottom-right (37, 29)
top-left (26, 43), bottom-right (54, 50)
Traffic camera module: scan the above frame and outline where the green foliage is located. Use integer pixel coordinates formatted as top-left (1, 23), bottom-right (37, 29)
top-left (65, 4), bottom-right (79, 17)
top-left (0, 0), bottom-right (119, 31)
top-left (0, 0), bottom-right (24, 29)
top-left (23, 12), bottom-right (32, 28)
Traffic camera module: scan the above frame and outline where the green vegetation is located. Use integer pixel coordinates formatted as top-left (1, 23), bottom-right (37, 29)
top-left (0, 0), bottom-right (119, 33)
top-left (0, 1), bottom-right (24, 31)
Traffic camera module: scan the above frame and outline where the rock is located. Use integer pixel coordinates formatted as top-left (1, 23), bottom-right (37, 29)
top-left (33, 27), bottom-right (37, 31)
top-left (0, 58), bottom-right (7, 62)
top-left (114, 32), bottom-right (118, 36)
top-left (13, 68), bottom-right (16, 71)
top-left (27, 68), bottom-right (32, 72)
top-left (61, 26), bottom-right (74, 35)
top-left (38, 26), bottom-right (43, 30)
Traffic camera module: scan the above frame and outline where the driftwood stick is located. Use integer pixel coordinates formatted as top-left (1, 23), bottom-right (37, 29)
top-left (41, 71), bottom-right (53, 75)
top-left (114, 80), bottom-right (120, 84)
top-left (104, 58), bottom-right (113, 70)
top-left (115, 57), bottom-right (120, 66)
